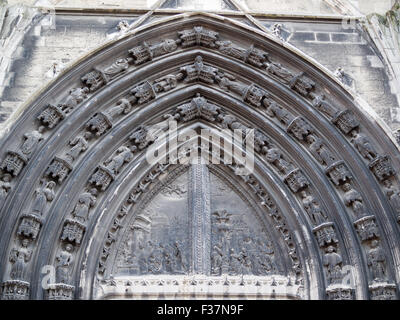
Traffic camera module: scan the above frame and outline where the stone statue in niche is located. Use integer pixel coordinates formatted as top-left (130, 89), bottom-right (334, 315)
top-left (71, 188), bottom-right (98, 223)
top-left (351, 131), bottom-right (378, 161)
top-left (307, 135), bottom-right (336, 166)
top-left (104, 146), bottom-right (134, 175)
top-left (342, 183), bottom-right (368, 218)
top-left (323, 246), bottom-right (343, 285)
top-left (55, 244), bottom-right (73, 284)
top-left (30, 180), bottom-right (55, 216)
top-left (9, 239), bottom-right (32, 281)
top-left (0, 173), bottom-right (12, 205)
top-left (300, 190), bottom-right (328, 226)
top-left (65, 132), bottom-right (92, 163)
top-left (367, 240), bottom-right (387, 282)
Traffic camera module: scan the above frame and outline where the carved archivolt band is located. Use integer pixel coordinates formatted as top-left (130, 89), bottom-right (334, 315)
top-left (0, 15), bottom-right (399, 300)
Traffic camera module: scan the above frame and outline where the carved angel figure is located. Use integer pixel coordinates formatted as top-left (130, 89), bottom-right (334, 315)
top-left (59, 87), bottom-right (89, 113)
top-left (31, 180), bottom-right (56, 216)
top-left (9, 239), bottom-right (32, 280)
top-left (71, 188), bottom-right (97, 223)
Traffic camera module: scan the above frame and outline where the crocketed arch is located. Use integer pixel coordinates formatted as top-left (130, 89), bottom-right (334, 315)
top-left (0, 13), bottom-right (399, 300)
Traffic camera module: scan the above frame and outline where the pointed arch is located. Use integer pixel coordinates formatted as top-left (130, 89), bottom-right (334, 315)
top-left (0, 13), bottom-right (399, 300)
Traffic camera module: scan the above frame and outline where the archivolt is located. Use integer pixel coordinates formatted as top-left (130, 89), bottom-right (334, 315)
top-left (0, 13), bottom-right (399, 300)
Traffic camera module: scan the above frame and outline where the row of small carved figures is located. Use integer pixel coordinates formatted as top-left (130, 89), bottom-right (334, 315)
top-left (0, 94), bottom-right (397, 287)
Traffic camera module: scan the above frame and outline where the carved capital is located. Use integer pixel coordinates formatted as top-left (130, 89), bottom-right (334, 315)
top-left (326, 284), bottom-right (354, 300)
top-left (354, 215), bottom-right (380, 241)
top-left (17, 213), bottom-right (44, 240)
top-left (325, 160), bottom-right (352, 186)
top-left (369, 282), bottom-right (397, 300)
top-left (283, 168), bottom-right (309, 193)
top-left (60, 218), bottom-right (86, 245)
top-left (46, 283), bottom-right (75, 300)
top-left (369, 155), bottom-right (395, 182)
top-left (45, 156), bottom-right (73, 184)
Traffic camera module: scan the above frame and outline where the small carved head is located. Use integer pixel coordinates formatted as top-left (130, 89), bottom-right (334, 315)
top-left (21, 238), bottom-right (30, 247)
top-left (46, 181), bottom-right (56, 189)
top-left (65, 243), bottom-right (73, 252)
top-left (326, 246), bottom-right (336, 253)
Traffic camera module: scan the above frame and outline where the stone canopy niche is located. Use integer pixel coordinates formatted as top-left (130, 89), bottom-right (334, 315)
top-left (101, 165), bottom-right (297, 299)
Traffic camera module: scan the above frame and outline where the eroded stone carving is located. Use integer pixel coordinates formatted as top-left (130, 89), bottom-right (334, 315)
top-left (342, 183), bottom-right (368, 218)
top-left (1, 126), bottom-right (45, 176)
top-left (179, 56), bottom-right (219, 84)
top-left (129, 39), bottom-right (179, 65)
top-left (323, 246), bottom-right (343, 285)
top-left (81, 57), bottom-right (132, 92)
top-left (0, 173), bottom-right (12, 206)
top-left (312, 222), bottom-right (339, 247)
top-left (1, 280), bottom-right (29, 300)
top-left (300, 190), bottom-right (328, 225)
top-left (367, 240), bottom-right (387, 283)
top-left (174, 94), bottom-right (220, 122)
top-left (9, 238), bottom-right (32, 281)
top-left (38, 87), bottom-right (89, 129)
top-left (178, 26), bottom-right (218, 48)
top-left (354, 215), bottom-right (380, 242)
top-left (55, 244), bottom-right (73, 284)
top-left (17, 180), bottom-right (55, 239)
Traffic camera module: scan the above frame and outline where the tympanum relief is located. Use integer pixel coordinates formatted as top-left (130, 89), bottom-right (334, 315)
top-left (112, 167), bottom-right (281, 280)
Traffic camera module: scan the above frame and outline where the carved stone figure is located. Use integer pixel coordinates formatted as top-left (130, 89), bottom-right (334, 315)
top-left (211, 243), bottom-right (223, 276)
top-left (20, 126), bottom-right (45, 158)
top-left (272, 23), bottom-right (284, 41)
top-left (129, 39), bottom-right (178, 65)
top-left (172, 241), bottom-right (187, 273)
top-left (367, 240), bottom-right (387, 282)
top-left (9, 239), bottom-right (32, 281)
top-left (266, 62), bottom-right (294, 84)
top-left (0, 173), bottom-right (12, 205)
top-left (266, 148), bottom-right (293, 174)
top-left (266, 102), bottom-right (295, 125)
top-left (323, 246), bottom-right (343, 285)
top-left (342, 183), bottom-right (367, 218)
top-left (307, 135), bottom-right (336, 166)
top-left (351, 131), bottom-right (377, 161)
top-left (55, 244), bottom-right (73, 284)
top-left (30, 180), bottom-right (55, 216)
top-left (65, 132), bottom-right (92, 162)
top-left (71, 188), bottom-right (97, 223)
top-left (311, 94), bottom-right (338, 118)
top-left (153, 73), bottom-right (183, 93)
top-left (300, 191), bottom-right (327, 225)
top-left (104, 146), bottom-right (134, 175)
top-left (58, 87), bottom-right (89, 113)
top-left (383, 180), bottom-right (400, 218)
top-left (102, 58), bottom-right (132, 80)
